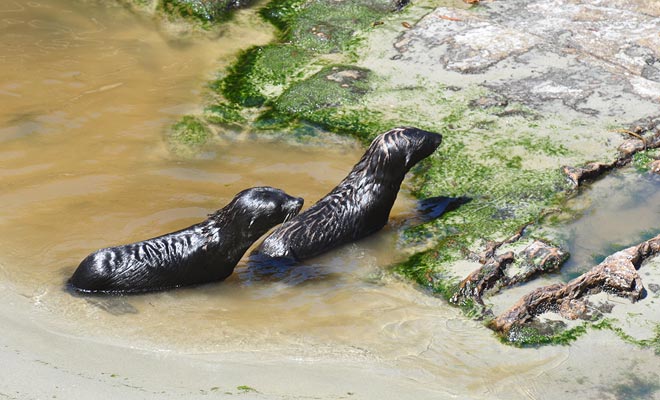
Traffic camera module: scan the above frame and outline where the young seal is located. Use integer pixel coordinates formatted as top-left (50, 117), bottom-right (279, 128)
top-left (254, 127), bottom-right (442, 261)
top-left (69, 187), bottom-right (303, 293)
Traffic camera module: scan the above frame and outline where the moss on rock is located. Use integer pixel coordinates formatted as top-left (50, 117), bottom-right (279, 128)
top-left (203, 102), bottom-right (246, 126)
top-left (283, 0), bottom-right (398, 54)
top-left (167, 115), bottom-right (212, 157)
top-left (158, 0), bottom-right (255, 22)
top-left (259, 0), bottom-right (308, 32)
top-left (211, 0), bottom-right (408, 138)
top-left (268, 65), bottom-right (389, 139)
top-left (215, 44), bottom-right (314, 108)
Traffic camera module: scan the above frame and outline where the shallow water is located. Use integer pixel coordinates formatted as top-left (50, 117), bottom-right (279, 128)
top-left (1, 1), bottom-right (659, 399)
top-left (0, 0), bottom-right (438, 357)
top-left (560, 169), bottom-right (660, 279)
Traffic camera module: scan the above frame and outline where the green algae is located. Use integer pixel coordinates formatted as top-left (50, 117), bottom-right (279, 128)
top-left (216, 44), bottom-right (314, 108)
top-left (632, 149), bottom-right (659, 173)
top-left (392, 245), bottom-right (487, 319)
top-left (216, 47), bottom-right (268, 107)
top-left (276, 66), bottom-right (372, 113)
top-left (236, 385), bottom-right (258, 393)
top-left (495, 318), bottom-right (660, 349)
top-left (269, 65), bottom-right (391, 139)
top-left (122, 0), bottom-right (247, 26)
top-left (218, 53), bottom-right (389, 139)
top-left (283, 0), bottom-right (397, 54)
top-left (204, 102), bottom-right (246, 126)
top-left (167, 115), bottom-right (212, 157)
top-left (212, 0), bottom-right (406, 137)
top-left (407, 138), bottom-right (568, 243)
top-left (259, 0), bottom-right (308, 32)
top-left (505, 323), bottom-right (589, 347)
top-left (260, 0), bottom-right (401, 52)
top-left (159, 0), bottom-right (253, 23)
top-left (592, 319), bottom-right (660, 355)
top-left (393, 247), bottom-right (460, 299)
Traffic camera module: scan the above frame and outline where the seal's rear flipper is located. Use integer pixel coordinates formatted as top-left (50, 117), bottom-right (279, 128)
top-left (417, 196), bottom-right (472, 222)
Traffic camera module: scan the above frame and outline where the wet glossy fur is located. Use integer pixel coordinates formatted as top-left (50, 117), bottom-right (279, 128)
top-left (255, 127), bottom-right (442, 261)
top-left (69, 187), bottom-right (303, 293)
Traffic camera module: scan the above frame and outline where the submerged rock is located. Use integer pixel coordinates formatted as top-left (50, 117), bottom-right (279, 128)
top-left (160, 0), bottom-right (257, 21)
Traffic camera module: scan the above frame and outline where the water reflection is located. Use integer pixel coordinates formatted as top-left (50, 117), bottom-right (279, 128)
top-left (561, 170), bottom-right (660, 279)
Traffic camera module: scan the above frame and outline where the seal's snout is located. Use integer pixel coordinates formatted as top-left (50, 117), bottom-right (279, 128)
top-left (428, 130), bottom-right (443, 148)
top-left (287, 196), bottom-right (304, 214)
top-left (285, 196), bottom-right (304, 221)
top-left (393, 126), bottom-right (442, 169)
top-left (401, 126), bottom-right (442, 149)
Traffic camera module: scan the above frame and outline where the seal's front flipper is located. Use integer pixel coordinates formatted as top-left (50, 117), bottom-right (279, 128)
top-left (417, 196), bottom-right (472, 222)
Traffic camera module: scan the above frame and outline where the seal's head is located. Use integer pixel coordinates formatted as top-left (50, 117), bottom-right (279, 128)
top-left (215, 186), bottom-right (304, 239)
top-left (359, 127), bottom-right (442, 178)
top-left (398, 126), bottom-right (442, 169)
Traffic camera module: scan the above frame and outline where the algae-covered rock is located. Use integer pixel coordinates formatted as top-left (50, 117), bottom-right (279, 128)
top-left (272, 65), bottom-right (390, 139)
top-left (159, 0), bottom-right (256, 22)
top-left (217, 44), bottom-right (313, 108)
top-left (212, 0), bottom-right (411, 138)
top-left (283, 0), bottom-right (402, 54)
top-left (203, 102), bottom-right (246, 127)
top-left (166, 115), bottom-right (213, 157)
top-left (261, 0), bottom-right (408, 46)
top-left (120, 0), bottom-right (258, 26)
top-left (275, 66), bottom-right (370, 116)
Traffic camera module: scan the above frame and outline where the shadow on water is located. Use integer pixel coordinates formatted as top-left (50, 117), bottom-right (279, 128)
top-left (559, 168), bottom-right (660, 280)
top-left (242, 253), bottom-right (334, 286)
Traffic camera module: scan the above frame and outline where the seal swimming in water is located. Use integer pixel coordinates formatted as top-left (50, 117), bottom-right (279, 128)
top-left (69, 187), bottom-right (303, 293)
top-left (253, 127), bottom-right (442, 261)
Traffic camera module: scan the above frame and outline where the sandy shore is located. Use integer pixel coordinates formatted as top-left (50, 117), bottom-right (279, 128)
top-left (0, 280), bottom-right (457, 400)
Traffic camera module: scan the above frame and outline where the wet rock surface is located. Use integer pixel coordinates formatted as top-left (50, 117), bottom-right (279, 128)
top-left (563, 130), bottom-right (660, 186)
top-left (491, 234), bottom-right (660, 339)
top-left (651, 159), bottom-right (660, 174)
top-left (451, 239), bottom-right (567, 307)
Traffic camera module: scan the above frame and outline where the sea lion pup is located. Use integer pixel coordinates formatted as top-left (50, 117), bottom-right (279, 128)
top-left (254, 127), bottom-right (442, 261)
top-left (69, 187), bottom-right (303, 293)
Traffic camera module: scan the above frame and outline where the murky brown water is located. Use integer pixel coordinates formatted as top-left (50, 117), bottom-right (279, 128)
top-left (1, 1), bottom-right (659, 399)
top-left (0, 0), bottom-right (433, 355)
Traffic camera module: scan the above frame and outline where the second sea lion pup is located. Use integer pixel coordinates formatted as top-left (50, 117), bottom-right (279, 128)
top-left (69, 187), bottom-right (303, 293)
top-left (254, 127), bottom-right (442, 261)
